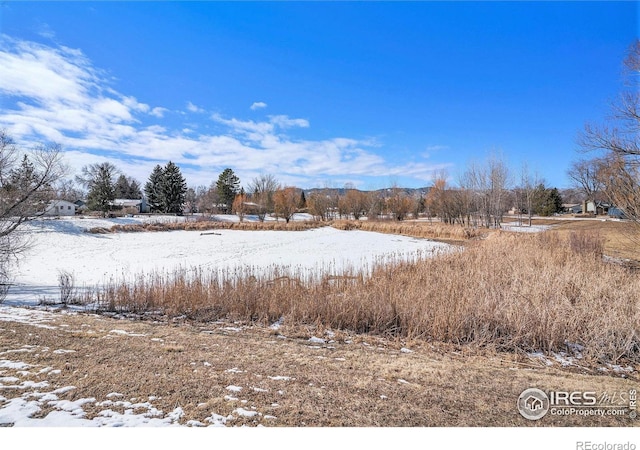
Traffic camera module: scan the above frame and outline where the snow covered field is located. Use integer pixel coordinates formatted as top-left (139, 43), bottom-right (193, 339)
top-left (5, 216), bottom-right (452, 306)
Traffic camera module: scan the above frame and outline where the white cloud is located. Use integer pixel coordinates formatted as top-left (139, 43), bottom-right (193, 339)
top-left (0, 36), bottom-right (448, 188)
top-left (186, 101), bottom-right (205, 113)
top-left (269, 115), bottom-right (309, 129)
top-left (149, 107), bottom-right (168, 118)
top-left (250, 101), bottom-right (267, 110)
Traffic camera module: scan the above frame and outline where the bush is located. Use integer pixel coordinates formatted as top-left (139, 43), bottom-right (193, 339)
top-left (58, 270), bottom-right (77, 305)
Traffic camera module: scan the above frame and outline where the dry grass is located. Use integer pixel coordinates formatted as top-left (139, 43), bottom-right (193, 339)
top-left (551, 219), bottom-right (640, 263)
top-left (0, 312), bottom-right (635, 427)
top-left (501, 216), bottom-right (640, 262)
top-left (88, 219), bottom-right (327, 234)
top-left (79, 231), bottom-right (640, 365)
top-left (330, 219), bottom-right (483, 241)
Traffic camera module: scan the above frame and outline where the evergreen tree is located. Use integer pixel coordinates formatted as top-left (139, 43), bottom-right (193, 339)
top-left (144, 165), bottom-right (164, 213)
top-left (84, 163), bottom-right (116, 217)
top-left (161, 161), bottom-right (187, 215)
top-left (533, 184), bottom-right (563, 216)
top-left (127, 179), bottom-right (142, 199)
top-left (299, 190), bottom-right (307, 209)
top-left (216, 168), bottom-right (240, 213)
top-left (114, 175), bottom-right (142, 199)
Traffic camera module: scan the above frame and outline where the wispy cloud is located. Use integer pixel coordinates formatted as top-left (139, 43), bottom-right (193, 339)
top-left (250, 101), bottom-right (267, 110)
top-left (186, 101), bottom-right (205, 113)
top-left (0, 36), bottom-right (447, 187)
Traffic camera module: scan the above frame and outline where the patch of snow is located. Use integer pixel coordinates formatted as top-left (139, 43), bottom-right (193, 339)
top-left (268, 376), bottom-right (292, 381)
top-left (226, 385), bottom-right (243, 392)
top-left (109, 329), bottom-right (146, 337)
top-left (501, 224), bottom-right (551, 233)
top-left (0, 376), bottom-right (19, 383)
top-left (308, 336), bottom-right (326, 344)
top-left (269, 317), bottom-right (284, 330)
top-left (205, 413), bottom-right (233, 427)
top-left (234, 408), bottom-right (259, 418)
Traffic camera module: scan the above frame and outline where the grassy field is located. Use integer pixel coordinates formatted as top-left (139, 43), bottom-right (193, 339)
top-left (0, 311), bottom-right (636, 427)
top-left (502, 216), bottom-right (640, 262)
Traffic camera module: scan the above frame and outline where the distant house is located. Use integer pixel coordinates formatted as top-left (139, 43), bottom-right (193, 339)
top-left (562, 203), bottom-right (582, 214)
top-left (563, 201), bottom-right (611, 215)
top-left (43, 200), bottom-right (76, 216)
top-left (585, 201), bottom-right (611, 215)
top-left (608, 207), bottom-right (627, 219)
top-left (74, 200), bottom-right (88, 213)
top-left (110, 198), bottom-right (150, 214)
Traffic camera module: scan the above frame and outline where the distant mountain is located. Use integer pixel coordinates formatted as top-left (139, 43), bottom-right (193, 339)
top-left (303, 187), bottom-right (431, 197)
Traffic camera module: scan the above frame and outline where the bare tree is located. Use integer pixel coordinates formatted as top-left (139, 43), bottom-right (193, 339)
top-left (273, 187), bottom-right (300, 223)
top-left (462, 154), bottom-right (511, 228)
top-left (0, 130), bottom-right (66, 296)
top-left (340, 189), bottom-right (371, 220)
top-left (248, 174), bottom-right (279, 222)
top-left (232, 189), bottom-right (248, 222)
top-left (566, 158), bottom-right (602, 215)
top-left (578, 40), bottom-right (640, 226)
top-left (307, 190), bottom-right (333, 221)
top-left (386, 186), bottom-right (412, 221)
top-left (518, 163), bottom-right (542, 226)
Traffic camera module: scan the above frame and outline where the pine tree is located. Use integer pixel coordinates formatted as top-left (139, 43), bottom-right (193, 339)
top-left (216, 168), bottom-right (240, 213)
top-left (85, 163), bottom-right (116, 217)
top-left (299, 190), bottom-right (307, 209)
top-left (161, 161), bottom-right (187, 215)
top-left (114, 175), bottom-right (143, 199)
top-left (114, 175), bottom-right (130, 198)
top-left (144, 165), bottom-right (164, 213)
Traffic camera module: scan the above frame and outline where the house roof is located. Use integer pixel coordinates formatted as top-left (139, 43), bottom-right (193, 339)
top-left (47, 200), bottom-right (77, 207)
top-left (111, 199), bottom-right (143, 207)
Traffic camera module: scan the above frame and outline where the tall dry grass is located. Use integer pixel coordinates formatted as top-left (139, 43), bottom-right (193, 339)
top-left (330, 219), bottom-right (482, 240)
top-left (81, 231), bottom-right (639, 363)
top-left (88, 220), bottom-right (327, 234)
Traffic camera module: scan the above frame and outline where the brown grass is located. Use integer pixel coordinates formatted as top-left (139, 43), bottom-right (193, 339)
top-left (0, 312), bottom-right (635, 427)
top-left (88, 219), bottom-right (327, 234)
top-left (330, 219), bottom-right (483, 241)
top-left (79, 231), bottom-right (640, 364)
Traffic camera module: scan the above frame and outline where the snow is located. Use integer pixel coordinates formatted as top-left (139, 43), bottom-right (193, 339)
top-left (5, 217), bottom-right (452, 307)
top-left (0, 217), bottom-right (455, 427)
top-left (0, 340), bottom-right (238, 427)
top-left (501, 224), bottom-right (551, 233)
top-left (225, 385), bottom-right (243, 393)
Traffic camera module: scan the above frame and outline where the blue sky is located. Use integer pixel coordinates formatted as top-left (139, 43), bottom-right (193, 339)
top-left (0, 1), bottom-right (637, 190)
